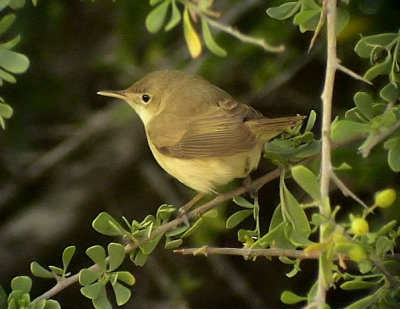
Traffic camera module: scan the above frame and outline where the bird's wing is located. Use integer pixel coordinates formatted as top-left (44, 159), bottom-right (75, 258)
top-left (147, 99), bottom-right (262, 158)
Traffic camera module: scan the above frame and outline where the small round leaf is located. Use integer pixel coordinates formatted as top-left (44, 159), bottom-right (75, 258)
top-left (111, 281), bottom-right (131, 306)
top-left (11, 276), bottom-right (32, 293)
top-left (30, 262), bottom-right (53, 279)
top-left (86, 246), bottom-right (106, 270)
top-left (225, 210), bottom-right (253, 229)
top-left (116, 271), bottom-right (135, 286)
top-left (108, 243), bottom-right (126, 272)
top-left (79, 269), bottom-right (100, 286)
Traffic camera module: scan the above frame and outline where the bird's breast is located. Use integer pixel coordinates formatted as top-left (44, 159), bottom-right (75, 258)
top-left (146, 139), bottom-right (263, 193)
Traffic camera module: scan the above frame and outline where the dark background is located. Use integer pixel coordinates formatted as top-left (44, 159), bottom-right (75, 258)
top-left (1, 0), bottom-right (399, 308)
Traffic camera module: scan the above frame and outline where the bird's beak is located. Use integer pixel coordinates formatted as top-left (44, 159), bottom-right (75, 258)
top-left (97, 90), bottom-right (127, 100)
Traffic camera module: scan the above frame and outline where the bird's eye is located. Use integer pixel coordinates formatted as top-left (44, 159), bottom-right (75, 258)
top-left (141, 94), bottom-right (151, 104)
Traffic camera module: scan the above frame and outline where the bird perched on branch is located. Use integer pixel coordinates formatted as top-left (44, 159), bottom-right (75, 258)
top-left (98, 70), bottom-right (303, 193)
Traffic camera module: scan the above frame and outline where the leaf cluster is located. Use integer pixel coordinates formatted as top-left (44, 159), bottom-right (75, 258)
top-left (145, 0), bottom-right (226, 58)
top-left (331, 33), bottom-right (400, 171)
top-left (0, 0), bottom-right (34, 128)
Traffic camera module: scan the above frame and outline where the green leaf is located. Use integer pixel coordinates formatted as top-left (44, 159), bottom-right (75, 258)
top-left (385, 138), bottom-right (400, 172)
top-left (43, 300), bottom-right (61, 309)
top-left (355, 33), bottom-right (397, 58)
top-left (0, 34), bottom-right (21, 49)
top-left (291, 165), bottom-right (321, 201)
top-left (79, 268), bottom-right (100, 286)
top-left (165, 226), bottom-right (188, 237)
top-left (344, 295), bottom-right (374, 309)
top-left (48, 266), bottom-right (63, 275)
top-left (81, 282), bottom-right (103, 300)
top-left (156, 204), bottom-right (176, 222)
top-left (0, 68), bottom-right (17, 83)
top-left (131, 250), bottom-right (148, 267)
top-left (331, 120), bottom-right (369, 142)
top-left (280, 290), bottom-right (306, 305)
top-left (252, 205), bottom-right (295, 249)
top-left (111, 281), bottom-right (131, 306)
top-left (11, 276), bottom-right (32, 292)
top-left (337, 7), bottom-right (350, 34)
top-left (164, 238), bottom-right (183, 249)
top-left (353, 92), bottom-right (374, 120)
top-left (0, 0), bottom-right (11, 11)
top-left (62, 246), bottom-right (76, 272)
top-left (183, 8), bottom-right (202, 58)
top-left (0, 14), bottom-right (16, 35)
top-left (305, 110), bottom-right (316, 132)
top-left (364, 55), bottom-right (392, 81)
top-left (181, 217), bottom-right (204, 238)
top-left (340, 280), bottom-right (379, 290)
top-left (165, 0), bottom-right (181, 31)
top-left (92, 212), bottom-right (127, 236)
top-left (30, 262), bottom-right (53, 279)
top-left (108, 243), bottom-right (126, 272)
top-left (139, 233), bottom-right (163, 255)
top-left (233, 196), bottom-right (254, 209)
top-left (293, 9), bottom-right (320, 33)
top-left (86, 246), bottom-right (106, 270)
top-left (32, 299), bottom-right (46, 309)
top-left (280, 176), bottom-right (311, 246)
top-left (201, 19), bottom-right (226, 57)
top-left (345, 107), bottom-right (368, 123)
top-left (226, 210), bottom-right (253, 229)
top-left (9, 0), bottom-right (26, 9)
top-left (266, 2), bottom-right (300, 20)
top-left (375, 236), bottom-right (394, 257)
top-left (115, 271), bottom-right (135, 286)
top-left (0, 47), bottom-right (29, 73)
top-left (371, 110), bottom-right (396, 130)
top-left (358, 259), bottom-right (373, 274)
top-left (31, 0), bottom-right (38, 7)
top-left (380, 83), bottom-right (399, 102)
top-left (92, 287), bottom-right (112, 309)
top-left (145, 0), bottom-right (170, 33)
top-left (301, 0), bottom-right (320, 10)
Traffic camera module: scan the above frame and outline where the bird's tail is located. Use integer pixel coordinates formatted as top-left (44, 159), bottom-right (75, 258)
top-left (247, 115), bottom-right (305, 142)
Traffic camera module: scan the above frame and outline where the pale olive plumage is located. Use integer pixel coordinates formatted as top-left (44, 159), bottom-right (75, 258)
top-left (98, 70), bottom-right (302, 193)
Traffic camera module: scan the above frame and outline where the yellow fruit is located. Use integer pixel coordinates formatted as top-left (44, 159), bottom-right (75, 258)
top-left (351, 218), bottom-right (369, 236)
top-left (375, 189), bottom-right (397, 208)
top-left (348, 244), bottom-right (367, 262)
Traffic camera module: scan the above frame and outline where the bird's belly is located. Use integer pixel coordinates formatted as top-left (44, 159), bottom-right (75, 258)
top-left (148, 142), bottom-right (262, 193)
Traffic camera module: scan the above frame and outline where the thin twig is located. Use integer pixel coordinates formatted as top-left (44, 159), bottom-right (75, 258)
top-left (205, 17), bottom-right (285, 53)
top-left (360, 121), bottom-right (400, 158)
top-left (338, 63), bottom-right (373, 85)
top-left (308, 0), bottom-right (326, 52)
top-left (174, 246), bottom-right (319, 259)
top-left (370, 258), bottom-right (400, 288)
top-left (330, 172), bottom-right (369, 209)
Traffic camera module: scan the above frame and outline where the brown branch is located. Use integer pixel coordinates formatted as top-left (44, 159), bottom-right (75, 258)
top-left (370, 258), bottom-right (400, 288)
top-left (174, 246), bottom-right (318, 259)
top-left (317, 0), bottom-right (338, 306)
top-left (34, 135), bottom-right (364, 302)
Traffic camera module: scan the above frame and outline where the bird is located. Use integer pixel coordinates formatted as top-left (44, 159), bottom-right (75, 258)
top-left (98, 70), bottom-right (303, 193)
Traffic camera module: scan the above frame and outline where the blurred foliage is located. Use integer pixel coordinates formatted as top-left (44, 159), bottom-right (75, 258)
top-left (1, 0), bottom-right (400, 308)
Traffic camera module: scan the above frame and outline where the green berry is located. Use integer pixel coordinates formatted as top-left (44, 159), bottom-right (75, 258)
top-left (351, 218), bottom-right (369, 236)
top-left (348, 244), bottom-right (367, 262)
top-left (375, 189), bottom-right (397, 208)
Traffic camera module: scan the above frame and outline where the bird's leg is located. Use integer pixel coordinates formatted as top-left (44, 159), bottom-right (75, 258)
top-left (178, 192), bottom-right (206, 217)
top-left (242, 176), bottom-right (259, 200)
